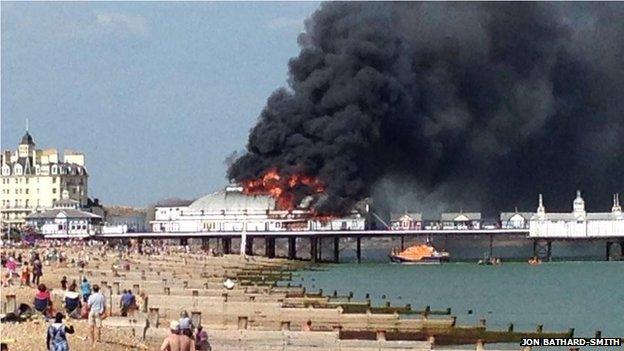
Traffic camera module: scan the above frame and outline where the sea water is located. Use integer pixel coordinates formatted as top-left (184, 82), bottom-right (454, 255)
top-left (294, 261), bottom-right (624, 344)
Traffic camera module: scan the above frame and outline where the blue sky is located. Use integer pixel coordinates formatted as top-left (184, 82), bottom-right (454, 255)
top-left (1, 1), bottom-right (321, 206)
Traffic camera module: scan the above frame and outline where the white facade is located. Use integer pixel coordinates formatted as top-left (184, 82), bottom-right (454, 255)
top-left (150, 186), bottom-right (367, 233)
top-left (26, 208), bottom-right (103, 235)
top-left (529, 191), bottom-right (624, 238)
top-left (1, 131), bottom-right (88, 230)
top-left (438, 212), bottom-right (482, 230)
top-left (500, 212), bottom-right (534, 229)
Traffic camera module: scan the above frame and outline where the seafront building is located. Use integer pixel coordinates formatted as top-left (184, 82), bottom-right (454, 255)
top-left (1, 130), bottom-right (88, 231)
top-left (529, 191), bottom-right (624, 238)
top-left (25, 190), bottom-right (103, 235)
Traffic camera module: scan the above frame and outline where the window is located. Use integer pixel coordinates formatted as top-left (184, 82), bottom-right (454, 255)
top-left (52, 177), bottom-right (57, 183)
top-left (52, 188), bottom-right (57, 194)
top-left (25, 189), bottom-right (29, 194)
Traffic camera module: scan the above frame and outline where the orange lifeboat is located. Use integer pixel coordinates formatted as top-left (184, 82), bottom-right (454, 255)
top-left (389, 243), bottom-right (450, 264)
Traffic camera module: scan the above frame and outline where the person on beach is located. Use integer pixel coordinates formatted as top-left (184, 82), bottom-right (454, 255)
top-left (20, 261), bottom-right (30, 287)
top-left (60, 276), bottom-right (68, 290)
top-left (63, 284), bottom-right (82, 318)
top-left (301, 320), bottom-right (312, 332)
top-left (34, 284), bottom-right (53, 317)
top-left (5, 257), bottom-right (17, 278)
top-left (194, 325), bottom-right (210, 351)
top-left (32, 258), bottom-right (43, 285)
top-left (178, 310), bottom-right (194, 338)
top-left (80, 278), bottom-right (91, 302)
top-left (161, 320), bottom-right (195, 351)
top-left (87, 284), bottom-right (106, 344)
top-left (46, 312), bottom-right (75, 351)
top-left (119, 290), bottom-right (136, 317)
top-left (1, 267), bottom-right (11, 287)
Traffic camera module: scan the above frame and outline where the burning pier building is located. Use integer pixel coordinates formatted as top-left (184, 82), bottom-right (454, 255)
top-left (150, 184), bottom-right (368, 233)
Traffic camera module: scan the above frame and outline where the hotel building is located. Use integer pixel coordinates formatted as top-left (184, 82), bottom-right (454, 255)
top-left (1, 130), bottom-right (88, 231)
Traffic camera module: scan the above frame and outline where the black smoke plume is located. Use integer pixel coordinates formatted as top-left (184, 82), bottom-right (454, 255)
top-left (228, 2), bottom-right (624, 216)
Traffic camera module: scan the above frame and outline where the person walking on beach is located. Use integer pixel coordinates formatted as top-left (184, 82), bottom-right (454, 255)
top-left (87, 284), bottom-right (106, 344)
top-left (20, 261), bottom-right (30, 287)
top-left (46, 312), bottom-right (75, 351)
top-left (32, 258), bottom-right (43, 285)
top-left (119, 290), bottom-right (136, 317)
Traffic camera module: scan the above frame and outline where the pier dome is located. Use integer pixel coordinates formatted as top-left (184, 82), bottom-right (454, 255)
top-left (189, 187), bottom-right (275, 212)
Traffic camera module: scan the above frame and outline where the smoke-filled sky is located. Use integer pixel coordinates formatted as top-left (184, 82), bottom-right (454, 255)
top-left (229, 2), bottom-right (624, 216)
top-left (1, 2), bottom-right (320, 206)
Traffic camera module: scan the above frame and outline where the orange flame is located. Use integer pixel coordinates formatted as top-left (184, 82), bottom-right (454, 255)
top-left (242, 169), bottom-right (325, 210)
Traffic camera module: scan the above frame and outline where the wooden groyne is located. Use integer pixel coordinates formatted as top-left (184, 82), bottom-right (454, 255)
top-left (1, 250), bottom-right (577, 350)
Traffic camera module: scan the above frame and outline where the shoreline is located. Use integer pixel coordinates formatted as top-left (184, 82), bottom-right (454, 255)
top-left (1, 242), bottom-right (577, 350)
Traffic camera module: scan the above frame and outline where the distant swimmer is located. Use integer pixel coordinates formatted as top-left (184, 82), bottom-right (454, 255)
top-left (528, 256), bottom-right (542, 265)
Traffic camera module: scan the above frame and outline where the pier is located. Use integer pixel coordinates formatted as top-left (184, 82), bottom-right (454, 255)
top-left (44, 228), bottom-right (624, 262)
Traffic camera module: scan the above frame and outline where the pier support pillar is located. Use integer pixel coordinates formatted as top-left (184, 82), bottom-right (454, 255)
top-left (180, 238), bottom-right (188, 246)
top-left (245, 236), bottom-right (254, 256)
top-left (265, 237), bottom-right (275, 258)
top-left (201, 238), bottom-right (209, 252)
top-left (222, 237), bottom-right (231, 255)
top-left (288, 237), bottom-right (297, 260)
top-left (333, 236), bottom-right (340, 263)
top-left (400, 235), bottom-right (405, 250)
top-left (489, 234), bottom-right (494, 258)
top-left (356, 236), bottom-right (362, 263)
top-left (533, 240), bottom-right (552, 261)
top-left (310, 236), bottom-right (318, 263)
top-left (137, 238), bottom-right (143, 254)
top-left (547, 241), bottom-right (552, 262)
top-left (620, 241), bottom-right (624, 258)
top-left (318, 237), bottom-right (323, 261)
top-left (606, 241), bottom-right (612, 261)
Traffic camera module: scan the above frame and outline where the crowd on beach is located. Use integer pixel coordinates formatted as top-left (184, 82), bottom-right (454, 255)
top-left (1, 239), bottom-right (214, 351)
